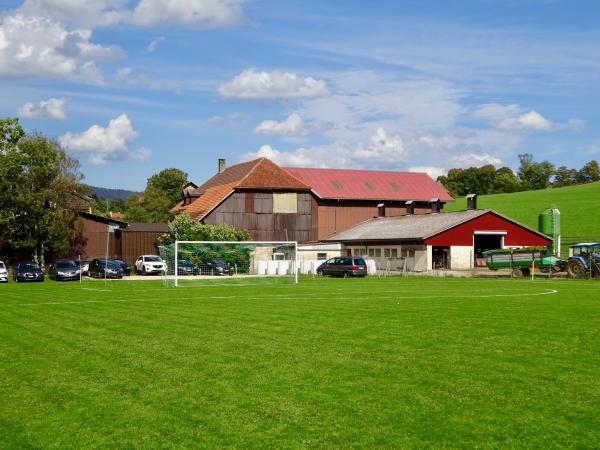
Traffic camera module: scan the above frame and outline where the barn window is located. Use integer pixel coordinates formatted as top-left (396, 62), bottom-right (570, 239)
top-left (317, 252), bottom-right (327, 260)
top-left (384, 248), bottom-right (390, 257)
top-left (390, 248), bottom-right (398, 258)
top-left (273, 192), bottom-right (297, 213)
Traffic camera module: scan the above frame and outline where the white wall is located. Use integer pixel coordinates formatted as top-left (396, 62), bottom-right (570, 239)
top-left (450, 246), bottom-right (473, 270)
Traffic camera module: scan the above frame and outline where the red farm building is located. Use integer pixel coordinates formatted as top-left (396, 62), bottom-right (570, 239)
top-left (322, 206), bottom-right (551, 271)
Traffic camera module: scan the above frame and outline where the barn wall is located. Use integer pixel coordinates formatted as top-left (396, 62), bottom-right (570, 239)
top-left (450, 246), bottom-right (473, 270)
top-left (204, 190), bottom-right (313, 242)
top-left (424, 212), bottom-right (551, 247)
top-left (315, 200), bottom-right (431, 240)
top-left (119, 231), bottom-right (163, 264)
top-left (80, 217), bottom-right (119, 259)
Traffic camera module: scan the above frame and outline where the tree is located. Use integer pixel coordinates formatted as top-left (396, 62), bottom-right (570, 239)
top-left (578, 160), bottom-right (600, 183)
top-left (157, 213), bottom-right (251, 246)
top-left (553, 166), bottom-right (579, 187)
top-left (146, 168), bottom-right (188, 206)
top-left (517, 153), bottom-right (555, 190)
top-left (0, 121), bottom-right (87, 265)
top-left (492, 167), bottom-right (521, 193)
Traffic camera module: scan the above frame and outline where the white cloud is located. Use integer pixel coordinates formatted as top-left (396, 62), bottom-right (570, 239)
top-left (474, 104), bottom-right (554, 133)
top-left (353, 127), bottom-right (406, 163)
top-left (17, 97), bottom-right (67, 120)
top-left (496, 110), bottom-right (552, 132)
top-left (131, 0), bottom-right (245, 28)
top-left (16, 0), bottom-right (246, 29)
top-left (115, 66), bottom-right (133, 81)
top-left (0, 14), bottom-right (123, 83)
top-left (254, 113), bottom-right (306, 136)
top-left (16, 0), bottom-right (129, 28)
top-left (146, 36), bottom-right (165, 53)
top-left (451, 152), bottom-right (502, 167)
top-left (218, 69), bottom-right (329, 100)
top-left (408, 166), bottom-right (446, 180)
top-left (59, 114), bottom-right (150, 165)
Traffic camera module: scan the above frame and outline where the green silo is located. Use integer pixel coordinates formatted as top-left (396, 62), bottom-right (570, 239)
top-left (538, 208), bottom-right (561, 256)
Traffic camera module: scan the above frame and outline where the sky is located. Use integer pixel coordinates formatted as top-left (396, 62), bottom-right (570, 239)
top-left (1, 0), bottom-right (599, 190)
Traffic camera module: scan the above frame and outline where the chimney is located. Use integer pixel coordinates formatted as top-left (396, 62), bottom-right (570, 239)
top-left (377, 203), bottom-right (385, 217)
top-left (406, 200), bottom-right (414, 215)
top-left (466, 193), bottom-right (477, 210)
top-left (430, 198), bottom-right (441, 214)
top-left (218, 158), bottom-right (226, 174)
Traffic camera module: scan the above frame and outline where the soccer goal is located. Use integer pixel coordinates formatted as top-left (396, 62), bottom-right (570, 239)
top-left (159, 241), bottom-right (298, 287)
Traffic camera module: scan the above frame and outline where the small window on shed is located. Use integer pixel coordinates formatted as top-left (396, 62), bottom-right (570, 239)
top-left (384, 248), bottom-right (390, 258)
top-left (390, 248), bottom-right (398, 258)
top-left (374, 248), bottom-right (381, 257)
top-left (317, 252), bottom-right (327, 260)
top-left (273, 192), bottom-right (297, 213)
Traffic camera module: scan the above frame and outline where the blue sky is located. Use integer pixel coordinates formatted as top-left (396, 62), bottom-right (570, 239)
top-left (1, 0), bottom-right (599, 190)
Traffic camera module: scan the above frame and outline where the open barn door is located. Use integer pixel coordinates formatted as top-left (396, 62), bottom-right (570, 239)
top-left (473, 232), bottom-right (504, 266)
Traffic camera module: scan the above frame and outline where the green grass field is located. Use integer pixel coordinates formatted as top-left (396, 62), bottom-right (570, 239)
top-left (445, 181), bottom-right (600, 246)
top-left (1, 277), bottom-right (599, 448)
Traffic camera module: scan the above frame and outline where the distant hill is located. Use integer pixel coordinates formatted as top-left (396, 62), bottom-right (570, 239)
top-left (445, 181), bottom-right (600, 251)
top-left (88, 186), bottom-right (141, 201)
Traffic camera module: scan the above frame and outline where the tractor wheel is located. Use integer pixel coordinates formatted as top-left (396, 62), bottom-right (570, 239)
top-left (511, 267), bottom-right (523, 278)
top-left (567, 260), bottom-right (586, 278)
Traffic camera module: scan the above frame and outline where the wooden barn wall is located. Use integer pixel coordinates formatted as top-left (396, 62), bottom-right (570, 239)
top-left (315, 201), bottom-right (431, 240)
top-left (80, 217), bottom-right (119, 259)
top-left (119, 231), bottom-right (163, 264)
top-left (204, 191), bottom-right (313, 242)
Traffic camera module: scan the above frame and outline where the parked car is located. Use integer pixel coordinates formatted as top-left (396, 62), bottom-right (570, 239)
top-left (199, 258), bottom-right (234, 276)
top-left (88, 259), bottom-right (124, 279)
top-left (14, 261), bottom-right (45, 282)
top-left (0, 260), bottom-right (8, 283)
top-left (48, 259), bottom-right (81, 281)
top-left (135, 255), bottom-right (167, 275)
top-left (113, 259), bottom-right (131, 276)
top-left (79, 260), bottom-right (92, 276)
top-left (316, 257), bottom-right (368, 278)
top-left (176, 259), bottom-right (198, 275)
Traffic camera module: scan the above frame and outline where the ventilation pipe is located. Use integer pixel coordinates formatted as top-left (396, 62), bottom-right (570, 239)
top-left (377, 203), bottom-right (385, 217)
top-left (218, 158), bottom-right (226, 174)
top-left (406, 200), bottom-right (414, 215)
top-left (466, 193), bottom-right (477, 210)
top-left (430, 198), bottom-right (441, 214)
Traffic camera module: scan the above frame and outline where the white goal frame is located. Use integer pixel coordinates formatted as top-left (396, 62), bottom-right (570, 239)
top-left (170, 240), bottom-right (298, 287)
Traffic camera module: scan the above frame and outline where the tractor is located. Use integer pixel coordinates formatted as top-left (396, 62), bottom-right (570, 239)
top-left (567, 243), bottom-right (600, 278)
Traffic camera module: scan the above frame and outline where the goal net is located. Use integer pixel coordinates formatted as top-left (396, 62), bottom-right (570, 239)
top-left (159, 241), bottom-right (298, 287)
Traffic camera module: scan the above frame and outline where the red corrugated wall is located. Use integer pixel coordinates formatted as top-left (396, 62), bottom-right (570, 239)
top-left (424, 212), bottom-right (551, 246)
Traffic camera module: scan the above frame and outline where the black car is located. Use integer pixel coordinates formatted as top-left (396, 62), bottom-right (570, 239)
top-left (177, 259), bottom-right (198, 275)
top-left (113, 259), bottom-right (131, 276)
top-left (88, 259), bottom-right (124, 279)
top-left (317, 257), bottom-right (368, 278)
top-left (48, 259), bottom-right (81, 281)
top-left (199, 258), bottom-right (234, 276)
top-left (14, 261), bottom-right (45, 282)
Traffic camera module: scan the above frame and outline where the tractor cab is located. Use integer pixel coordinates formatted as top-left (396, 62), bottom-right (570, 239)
top-left (567, 243), bottom-right (600, 278)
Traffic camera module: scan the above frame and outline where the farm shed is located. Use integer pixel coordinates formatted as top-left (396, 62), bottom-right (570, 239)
top-left (322, 209), bottom-right (551, 271)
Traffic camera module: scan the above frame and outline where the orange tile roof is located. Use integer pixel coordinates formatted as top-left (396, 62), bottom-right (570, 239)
top-left (172, 158), bottom-right (310, 220)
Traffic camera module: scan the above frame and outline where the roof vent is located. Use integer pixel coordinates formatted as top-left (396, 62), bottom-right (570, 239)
top-left (406, 200), bottom-right (414, 215)
top-left (218, 158), bottom-right (226, 174)
top-left (430, 198), bottom-right (441, 214)
top-left (377, 203), bottom-right (385, 217)
top-left (466, 193), bottom-right (477, 210)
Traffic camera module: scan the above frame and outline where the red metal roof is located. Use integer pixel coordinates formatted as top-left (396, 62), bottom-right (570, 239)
top-left (284, 167), bottom-right (453, 202)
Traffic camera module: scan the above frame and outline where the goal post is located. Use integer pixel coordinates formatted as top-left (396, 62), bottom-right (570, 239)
top-left (159, 240), bottom-right (298, 287)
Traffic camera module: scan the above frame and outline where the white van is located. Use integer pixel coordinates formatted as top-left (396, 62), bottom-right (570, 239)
top-left (0, 261), bottom-right (8, 283)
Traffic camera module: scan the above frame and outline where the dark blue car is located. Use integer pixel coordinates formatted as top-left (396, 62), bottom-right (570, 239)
top-left (14, 261), bottom-right (44, 282)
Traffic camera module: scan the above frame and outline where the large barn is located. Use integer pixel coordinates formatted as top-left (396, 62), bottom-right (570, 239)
top-left (322, 206), bottom-right (552, 271)
top-left (172, 157), bottom-right (453, 242)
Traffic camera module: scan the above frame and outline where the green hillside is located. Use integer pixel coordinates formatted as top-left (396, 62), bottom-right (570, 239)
top-left (444, 181), bottom-right (600, 247)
